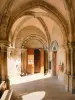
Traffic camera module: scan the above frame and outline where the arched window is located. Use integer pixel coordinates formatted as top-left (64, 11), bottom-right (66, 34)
top-left (51, 40), bottom-right (59, 52)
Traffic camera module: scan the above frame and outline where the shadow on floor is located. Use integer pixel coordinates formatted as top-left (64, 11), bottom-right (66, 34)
top-left (10, 76), bottom-right (75, 100)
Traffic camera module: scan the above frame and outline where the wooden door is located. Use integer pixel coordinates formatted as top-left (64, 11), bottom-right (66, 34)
top-left (27, 48), bottom-right (34, 74)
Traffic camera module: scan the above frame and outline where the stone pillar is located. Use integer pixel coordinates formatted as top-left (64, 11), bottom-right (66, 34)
top-left (71, 47), bottom-right (74, 76)
top-left (0, 48), bottom-right (1, 79)
top-left (48, 51), bottom-right (50, 73)
top-left (64, 42), bottom-right (75, 93)
top-left (51, 51), bottom-right (57, 76)
top-left (23, 49), bottom-right (27, 75)
top-left (0, 41), bottom-right (10, 89)
top-left (66, 47), bottom-right (71, 74)
top-left (69, 42), bottom-right (75, 93)
top-left (1, 48), bottom-right (8, 80)
top-left (64, 48), bottom-right (67, 74)
top-left (44, 49), bottom-right (48, 74)
top-left (21, 49), bottom-right (27, 75)
top-left (64, 45), bottom-right (71, 92)
top-left (21, 49), bottom-right (25, 76)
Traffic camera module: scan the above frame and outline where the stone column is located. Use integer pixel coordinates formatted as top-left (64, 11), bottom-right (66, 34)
top-left (21, 49), bottom-right (24, 76)
top-left (0, 48), bottom-right (1, 79)
top-left (66, 47), bottom-right (71, 75)
top-left (69, 42), bottom-right (75, 93)
top-left (23, 49), bottom-right (27, 75)
top-left (22, 49), bottom-right (27, 75)
top-left (66, 42), bottom-right (75, 75)
top-left (0, 41), bottom-right (10, 89)
top-left (51, 51), bottom-right (57, 76)
top-left (44, 49), bottom-right (48, 74)
top-left (66, 42), bottom-right (75, 76)
top-left (48, 50), bottom-right (50, 73)
top-left (64, 48), bottom-right (67, 74)
top-left (1, 48), bottom-right (8, 80)
top-left (64, 45), bottom-right (71, 92)
top-left (21, 48), bottom-right (27, 75)
top-left (65, 42), bottom-right (75, 93)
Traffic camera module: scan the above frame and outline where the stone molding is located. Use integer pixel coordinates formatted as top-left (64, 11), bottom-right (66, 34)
top-left (21, 33), bottom-right (47, 47)
top-left (65, 0), bottom-right (75, 41)
top-left (67, 42), bottom-right (75, 49)
top-left (0, 0), bottom-right (15, 39)
top-left (21, 36), bottom-right (47, 49)
top-left (0, 40), bottom-right (10, 47)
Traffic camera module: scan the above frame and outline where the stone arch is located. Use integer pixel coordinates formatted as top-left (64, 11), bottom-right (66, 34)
top-left (0, 0), bottom-right (68, 46)
top-left (37, 17), bottom-right (51, 50)
top-left (12, 25), bottom-right (48, 48)
top-left (9, 16), bottom-right (32, 43)
top-left (65, 0), bottom-right (75, 41)
top-left (0, 0), bottom-right (15, 39)
top-left (21, 34), bottom-right (47, 48)
top-left (9, 15), bottom-right (50, 49)
top-left (21, 37), bottom-right (47, 49)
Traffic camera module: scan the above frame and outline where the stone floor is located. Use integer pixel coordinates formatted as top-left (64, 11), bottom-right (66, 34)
top-left (10, 74), bottom-right (75, 100)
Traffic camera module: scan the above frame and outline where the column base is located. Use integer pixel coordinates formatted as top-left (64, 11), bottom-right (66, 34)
top-left (64, 73), bottom-right (75, 94)
top-left (52, 71), bottom-right (56, 76)
top-left (5, 78), bottom-right (10, 89)
top-left (69, 75), bottom-right (75, 94)
top-left (64, 73), bottom-right (69, 92)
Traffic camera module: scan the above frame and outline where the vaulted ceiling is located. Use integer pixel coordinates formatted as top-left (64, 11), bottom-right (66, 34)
top-left (0, 0), bottom-right (75, 49)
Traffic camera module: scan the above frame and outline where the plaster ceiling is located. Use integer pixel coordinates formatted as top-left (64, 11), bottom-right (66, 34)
top-left (10, 6), bottom-right (65, 48)
top-left (0, 0), bottom-right (70, 22)
top-left (15, 26), bottom-right (47, 48)
top-left (0, 0), bottom-right (73, 48)
top-left (13, 15), bottom-right (64, 48)
top-left (20, 40), bottom-right (44, 48)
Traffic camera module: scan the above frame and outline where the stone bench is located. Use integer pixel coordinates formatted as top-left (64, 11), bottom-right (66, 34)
top-left (0, 89), bottom-right (13, 100)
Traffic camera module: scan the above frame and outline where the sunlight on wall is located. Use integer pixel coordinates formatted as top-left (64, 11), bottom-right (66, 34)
top-left (22, 91), bottom-right (45, 100)
top-left (8, 58), bottom-right (16, 76)
top-left (8, 58), bottom-right (21, 77)
top-left (57, 48), bottom-right (66, 71)
top-left (57, 47), bottom-right (66, 82)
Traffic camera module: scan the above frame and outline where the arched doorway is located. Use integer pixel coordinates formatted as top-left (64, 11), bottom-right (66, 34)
top-left (27, 48), bottom-right (44, 74)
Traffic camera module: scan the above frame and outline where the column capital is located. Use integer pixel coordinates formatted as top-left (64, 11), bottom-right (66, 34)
top-left (44, 48), bottom-right (48, 52)
top-left (68, 42), bottom-right (75, 49)
top-left (0, 40), bottom-right (10, 48)
top-left (0, 41), bottom-right (11, 54)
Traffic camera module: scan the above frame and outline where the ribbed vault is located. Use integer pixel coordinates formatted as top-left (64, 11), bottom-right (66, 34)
top-left (15, 26), bottom-right (48, 49)
top-left (9, 9), bottom-right (67, 50)
top-left (0, 0), bottom-right (68, 49)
